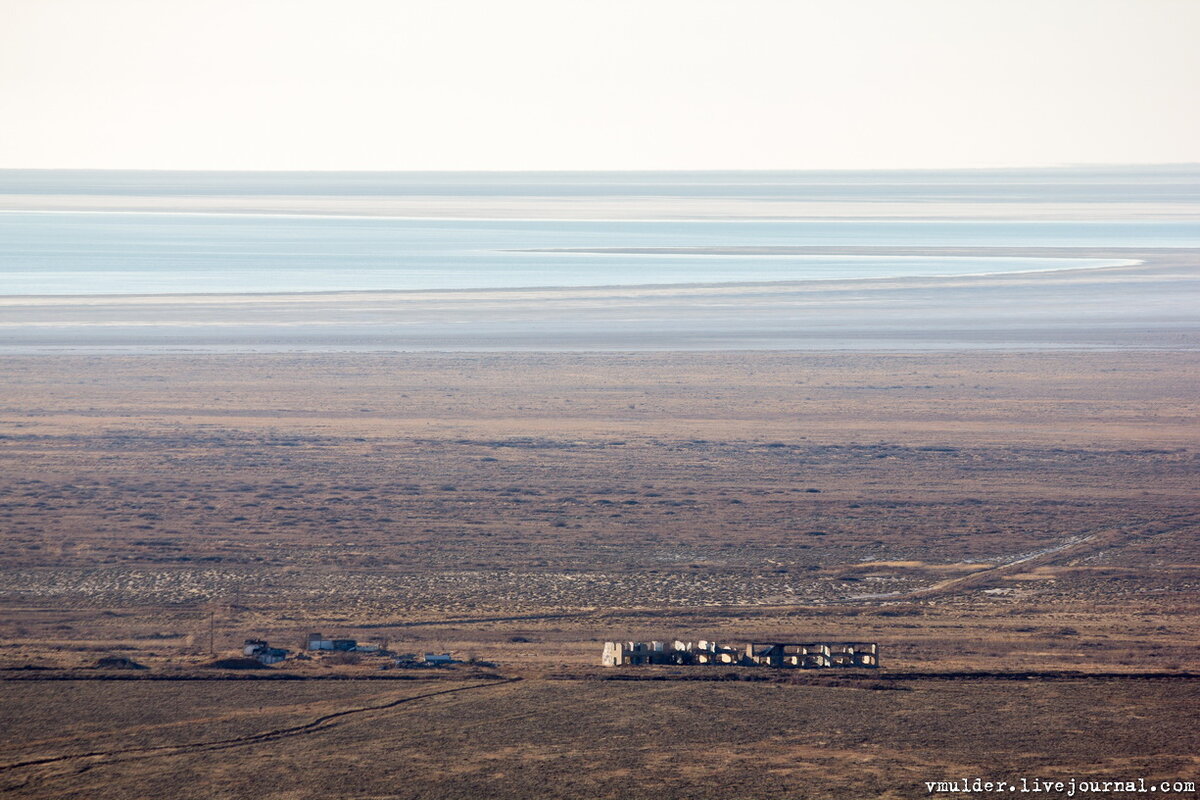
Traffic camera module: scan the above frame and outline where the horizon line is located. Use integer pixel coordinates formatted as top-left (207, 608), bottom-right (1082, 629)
top-left (1, 163), bottom-right (1198, 176)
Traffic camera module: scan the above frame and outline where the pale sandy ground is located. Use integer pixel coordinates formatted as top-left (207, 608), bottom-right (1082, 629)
top-left (1, 247), bottom-right (1196, 351)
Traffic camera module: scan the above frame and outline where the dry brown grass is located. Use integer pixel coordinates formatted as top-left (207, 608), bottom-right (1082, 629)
top-left (2, 678), bottom-right (1197, 799)
top-left (0, 351), bottom-right (1197, 796)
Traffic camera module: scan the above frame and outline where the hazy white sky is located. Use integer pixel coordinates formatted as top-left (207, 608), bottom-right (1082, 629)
top-left (2, 0), bottom-right (1198, 171)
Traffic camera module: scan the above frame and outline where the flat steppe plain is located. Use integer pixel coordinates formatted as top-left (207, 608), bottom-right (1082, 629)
top-left (0, 351), bottom-right (1197, 798)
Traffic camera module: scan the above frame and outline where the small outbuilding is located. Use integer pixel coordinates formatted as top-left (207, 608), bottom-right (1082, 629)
top-left (243, 639), bottom-right (289, 665)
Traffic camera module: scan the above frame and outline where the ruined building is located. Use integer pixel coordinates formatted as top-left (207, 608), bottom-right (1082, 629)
top-left (602, 639), bottom-right (879, 668)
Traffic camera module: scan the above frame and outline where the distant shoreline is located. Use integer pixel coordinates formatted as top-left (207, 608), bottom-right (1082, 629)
top-left (509, 245), bottom-right (1190, 257)
top-left (0, 258), bottom-right (1142, 301)
top-left (0, 246), bottom-right (1160, 302)
top-left (0, 247), bottom-right (1194, 352)
top-left (2, 196), bottom-right (1198, 223)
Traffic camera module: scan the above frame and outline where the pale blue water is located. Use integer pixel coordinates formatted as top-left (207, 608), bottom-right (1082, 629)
top-left (0, 169), bottom-right (1197, 351)
top-left (0, 168), bottom-right (1197, 295)
top-left (1, 211), bottom-right (1195, 295)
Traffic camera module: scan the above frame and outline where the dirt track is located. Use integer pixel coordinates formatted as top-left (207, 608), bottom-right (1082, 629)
top-left (0, 678), bottom-right (519, 773)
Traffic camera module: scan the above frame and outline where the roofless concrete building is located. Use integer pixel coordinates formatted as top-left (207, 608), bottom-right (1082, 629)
top-left (602, 639), bottom-right (879, 668)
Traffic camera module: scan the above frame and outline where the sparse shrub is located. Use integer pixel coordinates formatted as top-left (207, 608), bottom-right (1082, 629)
top-left (93, 656), bottom-right (147, 670)
top-left (871, 606), bottom-right (923, 617)
top-left (203, 657), bottom-right (266, 670)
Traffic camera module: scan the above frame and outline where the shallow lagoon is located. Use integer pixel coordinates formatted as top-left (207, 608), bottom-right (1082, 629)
top-left (0, 211), bottom-right (1185, 295)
